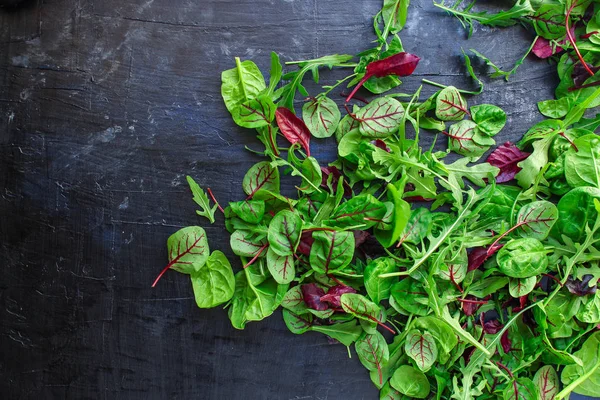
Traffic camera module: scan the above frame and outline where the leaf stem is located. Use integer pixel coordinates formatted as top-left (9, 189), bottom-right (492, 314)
top-left (207, 188), bottom-right (224, 213)
top-left (555, 355), bottom-right (600, 400)
top-left (565, 1), bottom-right (595, 77)
top-left (243, 244), bottom-right (269, 269)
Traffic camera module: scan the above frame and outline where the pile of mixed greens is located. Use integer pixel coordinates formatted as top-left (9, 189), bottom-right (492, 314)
top-left (153, 1), bottom-right (600, 398)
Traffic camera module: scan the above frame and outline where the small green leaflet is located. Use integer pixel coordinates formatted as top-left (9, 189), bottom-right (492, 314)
top-left (187, 176), bottom-right (219, 224)
top-left (302, 96), bottom-right (341, 138)
top-left (191, 250), bottom-right (235, 308)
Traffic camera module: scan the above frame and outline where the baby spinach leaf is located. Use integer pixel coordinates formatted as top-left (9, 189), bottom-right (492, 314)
top-left (534, 365), bottom-right (559, 400)
top-left (364, 258), bottom-right (396, 304)
top-left (302, 96), bottom-right (341, 138)
top-left (471, 104), bottom-right (506, 136)
top-left (564, 134), bottom-right (600, 188)
top-left (404, 329), bottom-right (438, 372)
top-left (221, 57), bottom-right (266, 114)
top-left (266, 247), bottom-right (295, 284)
top-left (538, 98), bottom-right (570, 119)
top-left (191, 250), bottom-right (235, 308)
top-left (382, 0), bottom-right (410, 33)
top-left (509, 277), bottom-right (537, 298)
top-left (515, 200), bottom-right (558, 240)
top-left (435, 86), bottom-right (468, 121)
top-left (497, 238), bottom-right (548, 278)
top-left (309, 230), bottom-right (355, 273)
top-left (390, 278), bottom-right (429, 316)
top-left (243, 161), bottom-right (280, 198)
top-left (231, 94), bottom-right (276, 129)
top-left (554, 187), bottom-right (600, 241)
top-left (230, 230), bottom-right (268, 258)
top-left (275, 107), bottom-right (311, 156)
top-left (354, 97), bottom-right (405, 138)
top-left (575, 292), bottom-right (600, 324)
top-left (282, 309), bottom-right (313, 334)
top-left (561, 332), bottom-right (600, 397)
top-left (267, 210), bottom-right (302, 256)
top-left (356, 331), bottom-right (390, 385)
top-left (310, 320), bottom-right (363, 347)
top-left (229, 200), bottom-right (265, 224)
top-left (187, 176), bottom-right (219, 224)
top-left (390, 365), bottom-right (431, 399)
top-left (327, 194), bottom-right (388, 229)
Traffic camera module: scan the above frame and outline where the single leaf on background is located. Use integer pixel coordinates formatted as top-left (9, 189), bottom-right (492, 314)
top-left (444, 120), bottom-right (494, 158)
top-left (275, 107), bottom-right (311, 155)
top-left (435, 86), bottom-right (468, 121)
top-left (509, 277), bottom-right (537, 298)
top-left (502, 377), bottom-right (539, 400)
top-left (346, 52), bottom-right (420, 102)
top-left (229, 200), bottom-right (265, 224)
top-left (309, 230), bottom-right (355, 273)
top-left (404, 329), bottom-right (438, 372)
top-left (231, 94), bottom-right (276, 128)
top-left (191, 250), bottom-right (235, 308)
top-left (390, 365), bottom-right (430, 399)
top-left (326, 194), bottom-right (387, 229)
top-left (515, 200), bottom-right (558, 240)
top-left (496, 238), bottom-right (548, 278)
top-left (355, 331), bottom-right (390, 385)
top-left (302, 96), bottom-right (341, 138)
top-left (242, 161), bottom-right (280, 198)
top-left (266, 247), bottom-right (295, 284)
top-left (382, 0), bottom-right (411, 33)
top-left (471, 104), bottom-right (506, 136)
top-left (310, 320), bottom-right (363, 346)
top-left (564, 134), bottom-right (600, 188)
top-left (537, 98), bottom-right (570, 119)
top-left (354, 97), bottom-right (405, 138)
top-left (221, 57), bottom-right (266, 114)
top-left (364, 257), bottom-right (396, 304)
top-left (486, 142), bottom-right (530, 183)
top-left (282, 309), bottom-right (313, 334)
top-left (230, 230), bottom-right (267, 258)
top-left (533, 365), bottom-right (559, 400)
top-left (154, 227), bottom-right (209, 287)
top-left (187, 176), bottom-right (219, 224)
top-left (267, 210), bottom-right (302, 256)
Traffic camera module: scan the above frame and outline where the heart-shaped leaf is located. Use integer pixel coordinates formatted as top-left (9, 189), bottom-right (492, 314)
top-left (355, 332), bottom-right (389, 385)
top-left (435, 86), bottom-right (468, 121)
top-left (355, 97), bottom-right (405, 138)
top-left (309, 230), bottom-right (355, 273)
top-left (405, 329), bottom-right (438, 372)
top-left (191, 250), bottom-right (235, 308)
top-left (302, 96), bottom-right (341, 138)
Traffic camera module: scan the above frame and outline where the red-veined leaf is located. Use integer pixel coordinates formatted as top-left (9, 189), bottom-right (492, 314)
top-left (281, 285), bottom-right (309, 314)
top-left (282, 309), bottom-right (314, 334)
top-left (355, 332), bottom-right (390, 385)
top-left (275, 107), bottom-right (311, 155)
top-left (467, 243), bottom-right (504, 271)
top-left (326, 194), bottom-right (388, 229)
top-left (340, 293), bottom-right (395, 334)
top-left (266, 247), bottom-right (295, 284)
top-left (309, 230), bottom-right (355, 273)
top-left (515, 200), bottom-right (558, 240)
top-left (242, 161), bottom-right (280, 198)
top-left (230, 230), bottom-right (268, 257)
top-left (502, 378), bottom-right (538, 400)
top-left (405, 329), bottom-right (438, 372)
top-left (320, 285), bottom-right (357, 308)
top-left (509, 277), bottom-right (537, 298)
top-left (486, 142), bottom-right (530, 183)
top-left (534, 366), bottom-right (559, 400)
top-left (444, 120), bottom-right (494, 158)
top-left (267, 210), bottom-right (302, 256)
top-left (435, 86), bottom-right (468, 121)
top-left (302, 96), bottom-right (341, 138)
top-left (232, 94), bottom-right (276, 128)
top-left (354, 97), bottom-right (405, 138)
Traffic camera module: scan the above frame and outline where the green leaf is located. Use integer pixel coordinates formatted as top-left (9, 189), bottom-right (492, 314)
top-left (538, 98), bottom-right (570, 119)
top-left (532, 4), bottom-right (566, 40)
top-left (413, 316), bottom-right (457, 355)
top-left (310, 320), bottom-right (363, 346)
top-left (187, 176), bottom-right (218, 224)
top-left (390, 278), bottom-right (429, 316)
top-left (166, 226), bottom-right (209, 274)
top-left (516, 136), bottom-right (553, 188)
top-left (502, 377), bottom-right (538, 400)
top-left (375, 184), bottom-right (411, 247)
top-left (382, 0), bottom-right (410, 33)
top-left (355, 331), bottom-right (390, 385)
top-left (231, 95), bottom-right (276, 128)
top-left (554, 187), bottom-right (600, 242)
top-left (326, 194), bottom-right (388, 229)
top-left (309, 230), bottom-right (355, 273)
top-left (282, 309), bottom-right (313, 334)
top-left (299, 156), bottom-right (323, 194)
top-left (534, 365), bottom-right (559, 400)
top-left (340, 293), bottom-right (385, 325)
top-left (229, 200), bottom-right (265, 224)
top-left (281, 285), bottom-right (308, 315)
top-left (379, 382), bottom-right (404, 400)
top-left (266, 247), bottom-right (295, 284)
top-left (221, 57), bottom-right (266, 114)
top-left (404, 330), bottom-right (438, 372)
top-left (267, 51), bottom-right (282, 96)
top-left (446, 120), bottom-right (494, 159)
top-left (443, 158), bottom-right (499, 190)
top-left (471, 104), bottom-right (506, 136)
top-left (467, 276), bottom-right (509, 298)
top-left (508, 276), bottom-right (537, 298)
top-left (267, 210), bottom-right (302, 256)
top-left (497, 238), bottom-right (548, 278)
top-left (437, 246), bottom-right (468, 284)
top-left (191, 250), bottom-right (235, 308)
top-left (390, 365), bottom-right (431, 399)
top-left (435, 86), bottom-right (468, 121)
top-left (302, 96), bottom-right (341, 138)
top-left (364, 258), bottom-right (396, 304)
top-left (355, 97), bottom-right (405, 138)
top-left (242, 161), bottom-right (280, 197)
top-left (397, 208), bottom-right (432, 245)
top-left (230, 230), bottom-right (267, 258)
top-left (565, 134), bottom-right (600, 189)
top-left (515, 200), bottom-right (558, 240)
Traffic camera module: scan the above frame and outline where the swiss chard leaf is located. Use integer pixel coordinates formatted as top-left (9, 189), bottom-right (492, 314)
top-left (243, 161), bottom-right (280, 198)
top-left (435, 86), bottom-right (468, 121)
top-left (191, 250), bottom-right (235, 308)
top-left (309, 230), bottom-right (355, 273)
top-left (354, 97), bottom-right (405, 138)
top-left (404, 329), bottom-right (438, 372)
top-left (231, 94), bottom-right (276, 129)
top-left (302, 96), bottom-right (341, 139)
top-left (267, 210), bottom-right (302, 256)
top-left (266, 247), bottom-right (295, 284)
top-left (355, 331), bottom-right (390, 385)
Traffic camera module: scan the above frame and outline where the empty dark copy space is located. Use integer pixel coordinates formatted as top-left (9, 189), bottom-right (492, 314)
top-left (0, 0), bottom-right (596, 399)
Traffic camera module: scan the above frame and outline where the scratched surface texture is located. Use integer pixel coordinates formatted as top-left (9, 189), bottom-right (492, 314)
top-left (0, 0), bottom-right (581, 399)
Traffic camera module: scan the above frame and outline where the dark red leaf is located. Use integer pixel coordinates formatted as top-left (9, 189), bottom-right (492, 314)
top-left (501, 330), bottom-right (512, 353)
top-left (486, 142), bottom-right (530, 183)
top-left (403, 196), bottom-right (435, 202)
top-left (275, 107), bottom-right (311, 156)
top-left (513, 296), bottom-right (528, 313)
top-left (566, 275), bottom-right (597, 296)
top-left (321, 166), bottom-right (352, 196)
top-left (353, 230), bottom-right (371, 248)
top-left (297, 231), bottom-right (314, 256)
top-left (483, 319), bottom-right (503, 334)
top-left (461, 296), bottom-right (485, 316)
top-left (301, 283), bottom-right (329, 311)
top-left (467, 243), bottom-right (504, 271)
top-left (371, 139), bottom-right (390, 152)
top-left (532, 36), bottom-right (563, 59)
top-left (320, 285), bottom-right (357, 308)
top-left (573, 63), bottom-right (600, 87)
top-left (346, 52), bottom-right (420, 102)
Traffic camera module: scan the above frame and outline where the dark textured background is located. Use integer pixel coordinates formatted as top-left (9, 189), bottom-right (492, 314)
top-left (0, 0), bottom-right (593, 399)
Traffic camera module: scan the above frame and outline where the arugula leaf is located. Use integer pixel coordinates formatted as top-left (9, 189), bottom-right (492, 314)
top-left (187, 176), bottom-right (219, 224)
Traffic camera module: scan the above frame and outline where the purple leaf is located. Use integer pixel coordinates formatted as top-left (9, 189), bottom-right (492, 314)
top-left (346, 52), bottom-right (420, 102)
top-left (483, 319), bottom-right (503, 334)
top-left (353, 230), bottom-right (371, 248)
top-left (301, 283), bottom-right (329, 311)
top-left (501, 330), bottom-right (512, 353)
top-left (371, 139), bottom-right (390, 152)
top-left (467, 243), bottom-right (504, 271)
top-left (275, 107), bottom-right (311, 156)
top-left (320, 285), bottom-right (357, 308)
top-left (486, 142), bottom-right (530, 183)
top-left (532, 37), bottom-right (563, 59)
top-left (566, 275), bottom-right (597, 296)
top-left (297, 231), bottom-right (314, 256)
top-left (573, 63), bottom-right (600, 88)
top-left (320, 166), bottom-right (352, 196)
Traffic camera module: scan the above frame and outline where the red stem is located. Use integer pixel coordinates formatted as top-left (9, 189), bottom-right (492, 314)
top-left (151, 263), bottom-right (174, 288)
top-left (243, 244), bottom-right (268, 269)
top-left (566, 1), bottom-right (595, 77)
top-left (495, 361), bottom-right (518, 398)
top-left (207, 188), bottom-right (224, 213)
top-left (457, 298), bottom-right (488, 305)
top-left (345, 74), bottom-right (370, 103)
top-left (559, 131), bottom-right (579, 152)
top-left (542, 273), bottom-right (564, 287)
top-left (268, 124), bottom-right (280, 157)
